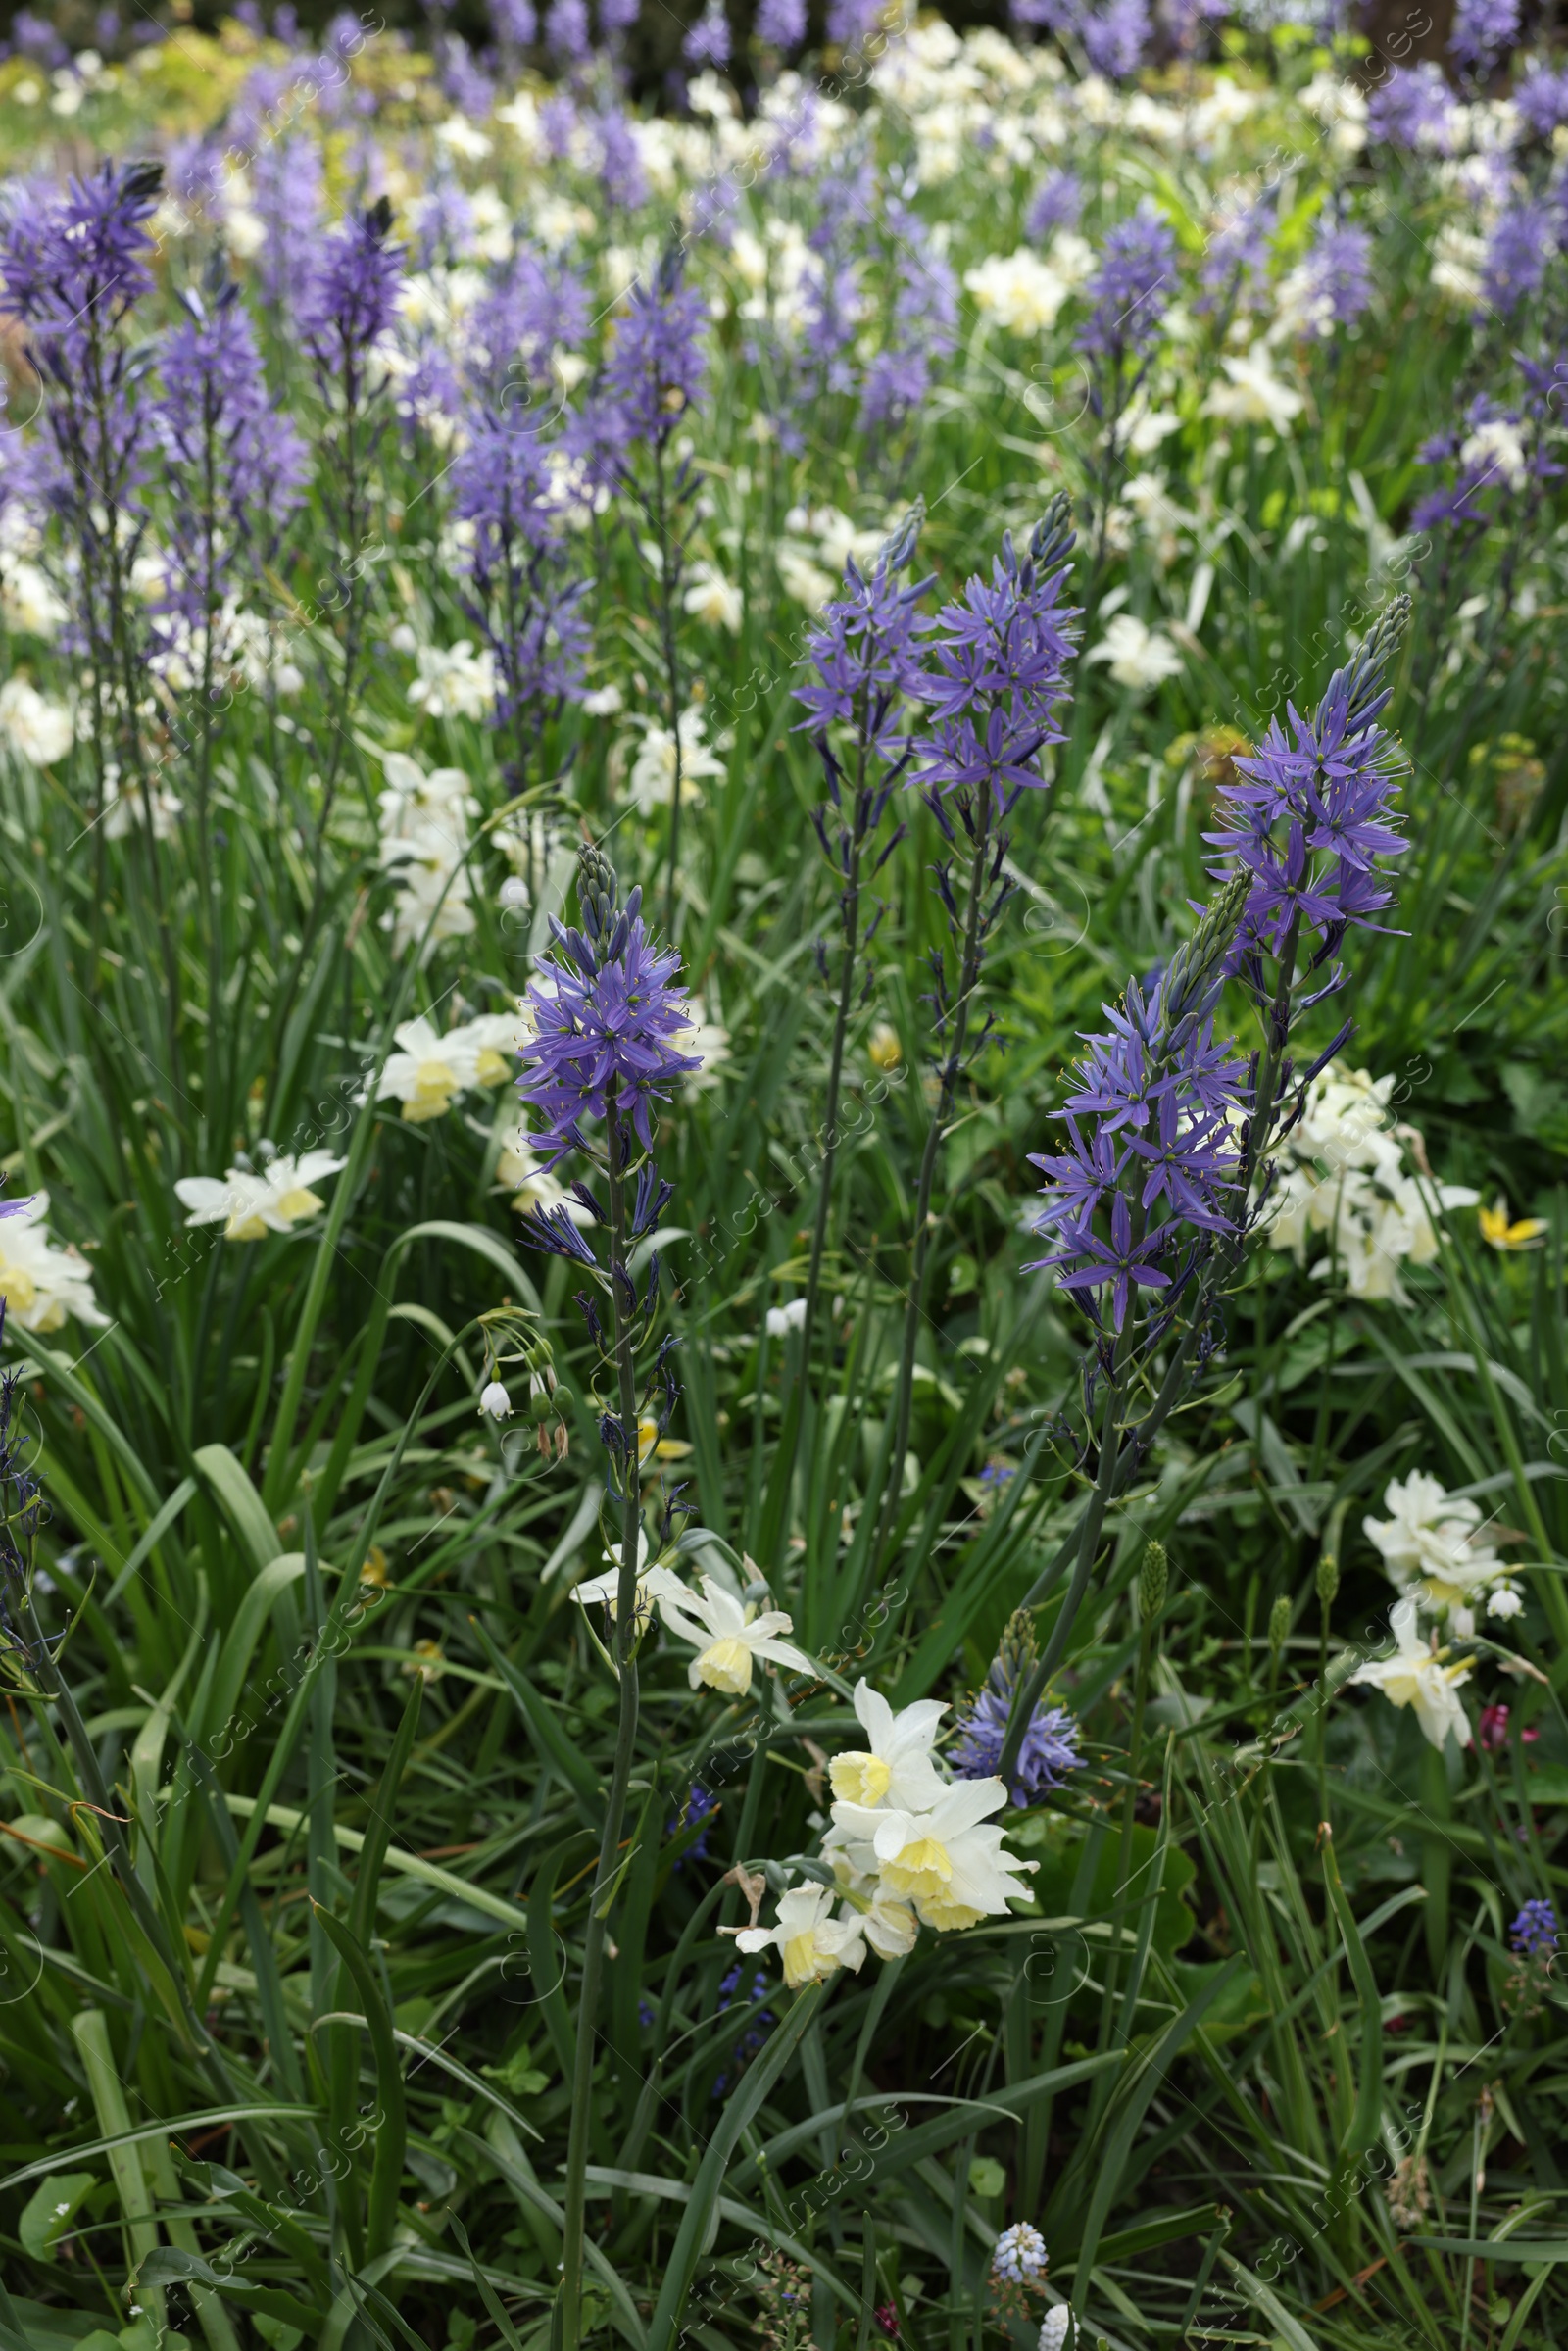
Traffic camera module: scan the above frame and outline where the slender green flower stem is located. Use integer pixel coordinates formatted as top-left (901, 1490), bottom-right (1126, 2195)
top-left (874, 789), bottom-right (995, 1567)
top-left (559, 1098), bottom-right (645, 2351)
top-left (1101, 1579), bottom-right (1159, 2033)
top-left (650, 441), bottom-right (685, 942)
top-left (767, 768), bottom-right (871, 1572)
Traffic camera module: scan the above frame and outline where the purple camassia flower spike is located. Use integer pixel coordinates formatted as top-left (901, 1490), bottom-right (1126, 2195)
top-left (1026, 906), bottom-right (1250, 1332)
top-left (1301, 223), bottom-right (1374, 332)
top-left (1479, 202), bottom-right (1554, 317)
top-left (858, 190), bottom-right (958, 438)
top-left (795, 503), bottom-right (933, 759)
top-left (1449, 0), bottom-right (1518, 78)
top-left (756, 0), bottom-right (807, 45)
top-left (449, 404), bottom-right (591, 802)
top-left (1077, 201), bottom-right (1175, 368)
top-left (600, 243), bottom-right (709, 452)
top-left (1203, 596), bottom-right (1412, 977)
top-left (1025, 169), bottom-right (1083, 243)
top-left (951, 1614), bottom-right (1083, 1807)
top-left (0, 153), bottom-right (160, 348)
top-left (251, 137), bottom-right (324, 316)
top-left (157, 272), bottom-right (311, 625)
top-left (1082, 0), bottom-right (1150, 79)
top-left (912, 502), bottom-right (1080, 808)
top-left (684, 0), bottom-right (731, 67)
top-left (518, 842), bottom-right (702, 1171)
top-left (1366, 61), bottom-right (1456, 152)
top-left (299, 195), bottom-right (404, 400)
top-left (1515, 63), bottom-right (1568, 138)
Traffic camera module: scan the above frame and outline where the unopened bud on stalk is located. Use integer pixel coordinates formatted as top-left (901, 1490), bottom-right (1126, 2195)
top-left (1138, 1540), bottom-right (1167, 1623)
top-left (1316, 1547), bottom-right (1340, 1610)
top-left (1268, 1594), bottom-right (1291, 1657)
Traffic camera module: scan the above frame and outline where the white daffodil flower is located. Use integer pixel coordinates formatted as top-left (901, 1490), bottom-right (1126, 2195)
top-left (657, 1573), bottom-right (811, 1695)
top-left (827, 1680), bottom-right (949, 1812)
top-left (360, 1011), bottom-right (523, 1123)
top-left (1363, 1470), bottom-right (1508, 1619)
top-left (831, 1778), bottom-right (1037, 1932)
top-left (574, 1553), bottom-right (688, 1625)
top-left (0, 1193), bottom-right (108, 1332)
top-left (175, 1151), bottom-right (346, 1242)
top-left (735, 1883), bottom-right (867, 1988)
top-left (1349, 1596), bottom-right (1474, 1750)
top-left (1086, 613), bottom-right (1184, 693)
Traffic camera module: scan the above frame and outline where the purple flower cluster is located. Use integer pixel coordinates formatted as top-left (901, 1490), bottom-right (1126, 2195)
top-left (1082, 0), bottom-right (1151, 80)
top-left (757, 0), bottom-right (807, 46)
top-left (711, 1962), bottom-right (774, 2096)
top-left (684, 0), bottom-right (731, 67)
top-left (451, 408), bottom-right (592, 765)
top-left (1014, 0), bottom-right (1148, 75)
top-left (1480, 202), bottom-right (1554, 317)
top-left (912, 507), bottom-right (1081, 808)
top-left (600, 247), bottom-right (709, 451)
top-left (1449, 0), bottom-right (1518, 77)
top-left (520, 845), bottom-right (702, 1160)
top-left (1199, 194), bottom-right (1273, 319)
top-left (795, 505), bottom-right (933, 758)
top-left (1510, 1897), bottom-right (1559, 1958)
top-left (299, 197), bottom-right (404, 396)
top-left (0, 155), bottom-right (160, 346)
top-left (1204, 612), bottom-right (1410, 963)
top-left (1366, 61), bottom-right (1455, 152)
top-left (859, 195), bottom-right (959, 435)
top-left (1299, 222), bottom-right (1375, 332)
top-left (1076, 202), bottom-right (1176, 368)
top-left (1026, 933), bottom-right (1249, 1330)
top-left (951, 1618), bottom-right (1083, 1807)
top-left (1516, 63), bottom-right (1568, 138)
top-left (1410, 397), bottom-right (1532, 532)
top-left (157, 280), bottom-right (311, 626)
top-left (251, 137), bottom-right (324, 315)
top-left (1026, 170), bottom-right (1084, 243)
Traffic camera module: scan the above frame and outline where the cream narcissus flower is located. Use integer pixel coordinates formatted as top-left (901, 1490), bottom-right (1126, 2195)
top-left (363, 1011), bottom-right (523, 1122)
top-left (735, 1883), bottom-right (867, 1988)
top-left (575, 1553), bottom-right (687, 1625)
top-left (1202, 345), bottom-right (1305, 433)
top-left (1362, 1471), bottom-right (1509, 1626)
top-left (624, 708), bottom-right (727, 816)
top-left (827, 1680), bottom-right (948, 1812)
top-left (831, 1779), bottom-right (1037, 1932)
top-left (657, 1573), bottom-right (811, 1695)
top-left (175, 1151), bottom-right (346, 1242)
top-left (1349, 1596), bottom-right (1474, 1751)
top-left (0, 1194), bottom-right (109, 1332)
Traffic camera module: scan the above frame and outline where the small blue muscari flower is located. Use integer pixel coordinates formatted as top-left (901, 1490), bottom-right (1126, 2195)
top-left (668, 1783), bottom-right (715, 1869)
top-left (991, 2221), bottom-right (1048, 2283)
top-left (1510, 1897), bottom-right (1559, 1959)
top-left (951, 1614), bottom-right (1082, 1808)
top-left (637, 1996), bottom-right (656, 2029)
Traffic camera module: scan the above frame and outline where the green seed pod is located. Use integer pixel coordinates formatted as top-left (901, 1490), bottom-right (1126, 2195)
top-left (1268, 1593), bottom-right (1291, 1656)
top-left (1139, 1540), bottom-right (1168, 1622)
top-left (1316, 1547), bottom-right (1340, 1610)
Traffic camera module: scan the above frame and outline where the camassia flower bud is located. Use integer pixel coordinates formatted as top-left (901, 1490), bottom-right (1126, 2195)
top-left (1316, 1546), bottom-right (1341, 1609)
top-left (1268, 1593), bottom-right (1292, 1656)
top-left (1139, 1539), bottom-right (1168, 1622)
